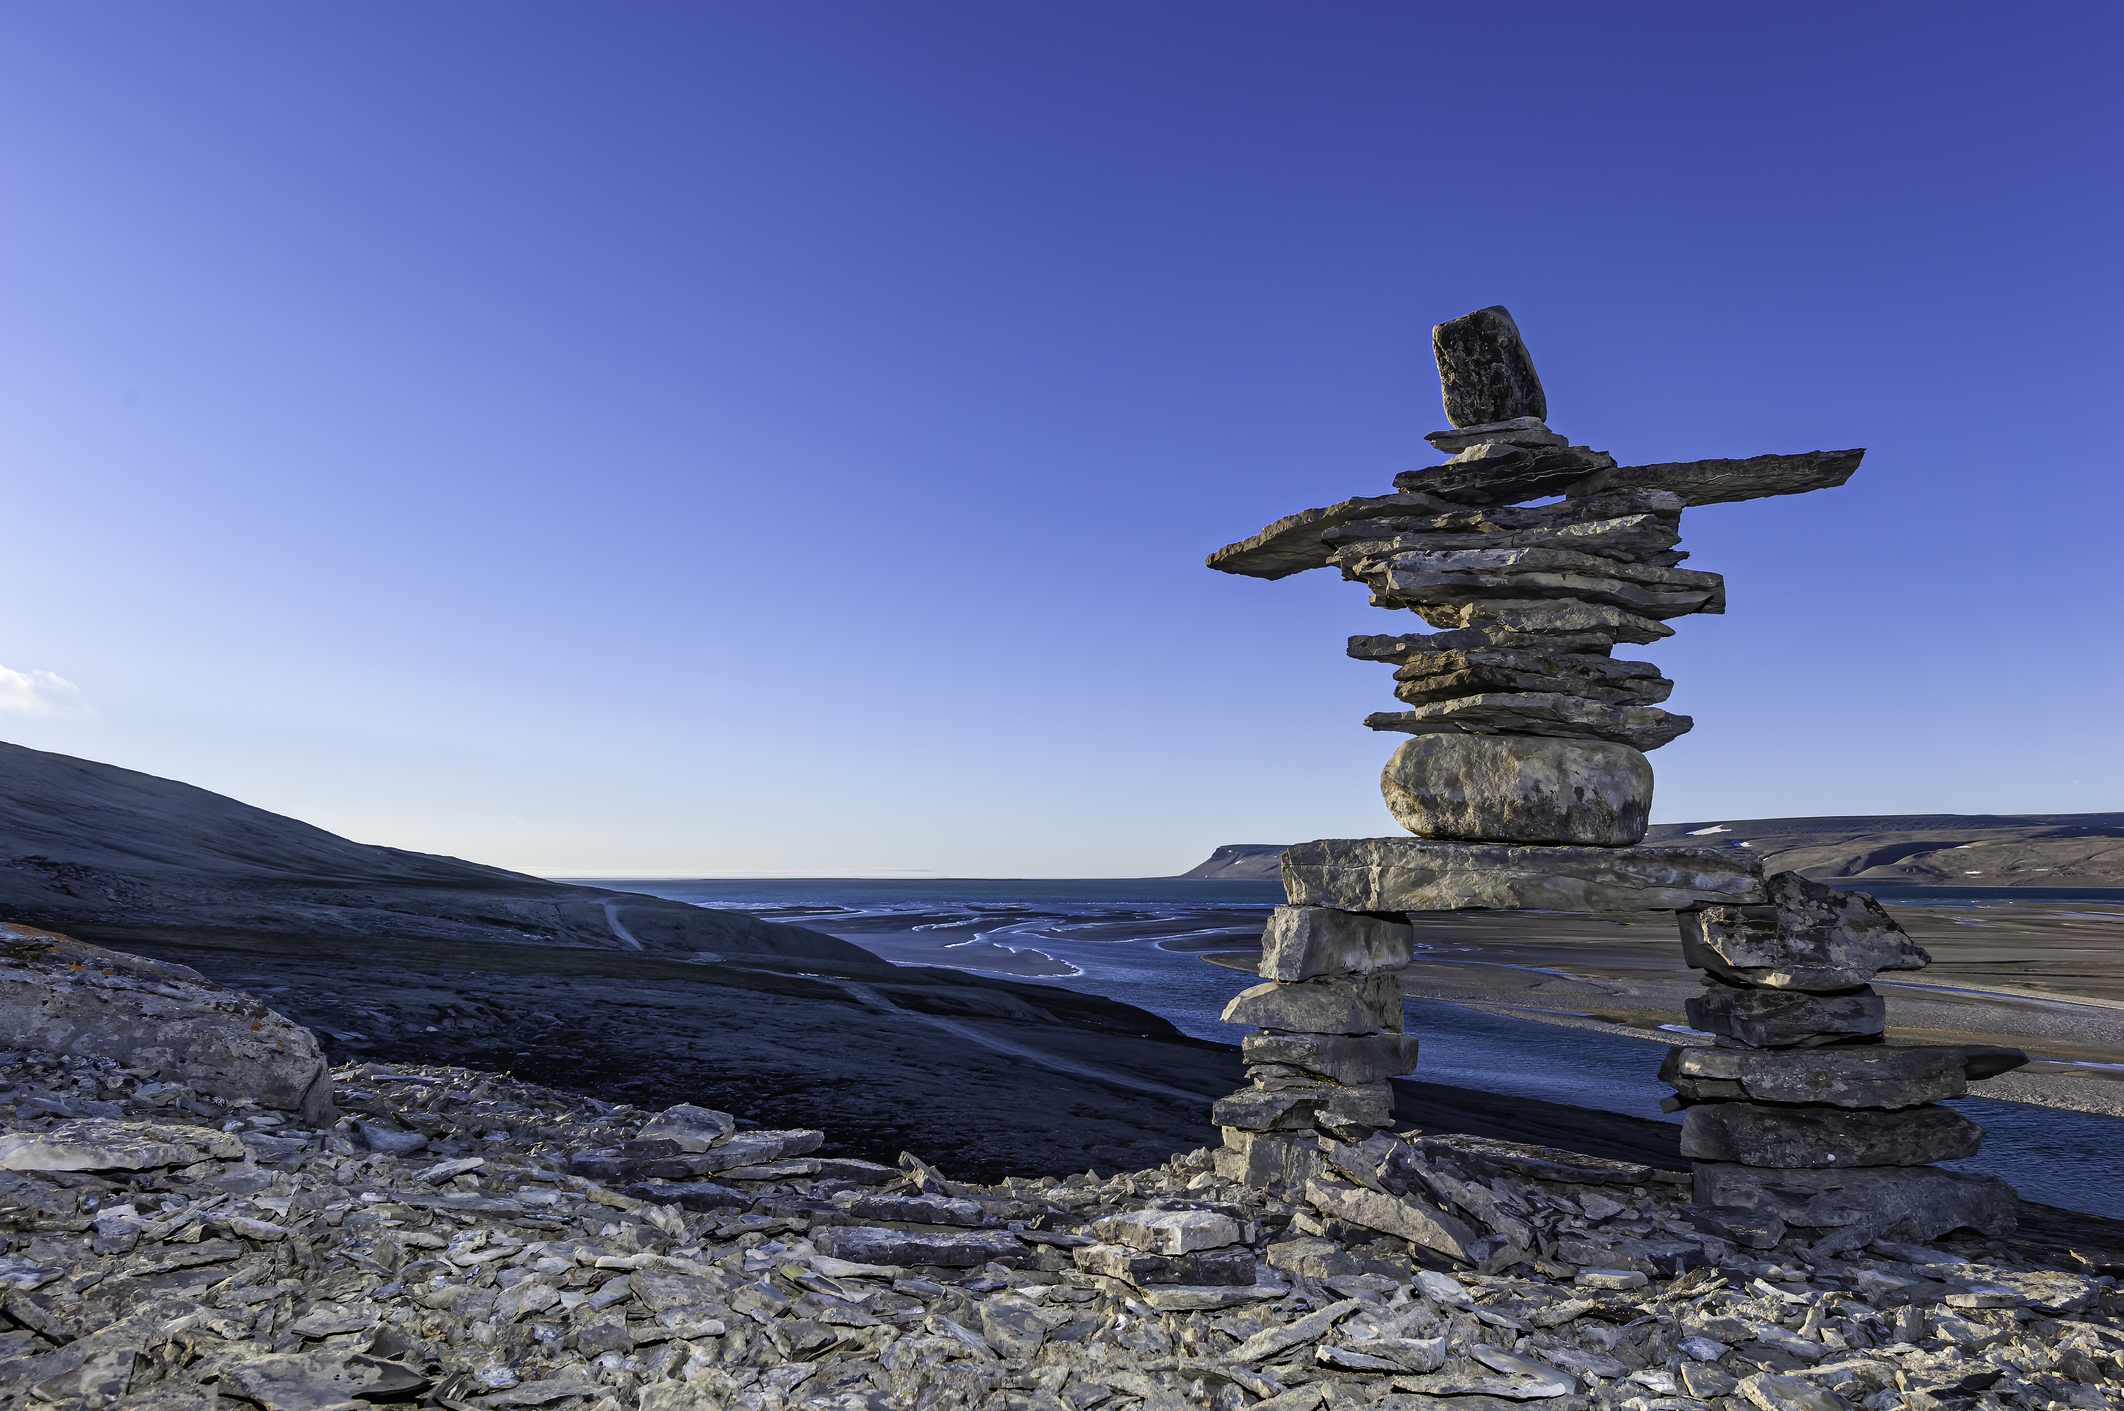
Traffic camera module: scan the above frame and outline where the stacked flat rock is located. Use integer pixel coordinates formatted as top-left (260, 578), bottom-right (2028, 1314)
top-left (1210, 907), bottom-right (1420, 1188)
top-left (1668, 871), bottom-right (2030, 1248)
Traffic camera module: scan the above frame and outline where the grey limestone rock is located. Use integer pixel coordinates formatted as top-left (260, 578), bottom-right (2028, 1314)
top-left (1241, 1031), bottom-right (1420, 1084)
top-left (1349, 628), bottom-right (1621, 662)
top-left (1364, 693), bottom-right (1694, 752)
top-left (1074, 1240), bottom-right (1255, 1286)
top-left (1306, 1174), bottom-right (1482, 1261)
top-left (1387, 648), bottom-right (1671, 708)
top-left (1691, 1161), bottom-right (2016, 1238)
top-left (0, 1117), bottom-right (244, 1172)
top-left (1660, 1043), bottom-right (2022, 1109)
top-left (1680, 1100), bottom-right (1983, 1167)
top-left (1283, 838), bottom-right (1763, 913)
top-left (1433, 305), bottom-right (1547, 428)
top-left (1392, 444), bottom-right (1616, 506)
top-left (0, 930), bottom-right (335, 1124)
top-left (1327, 507), bottom-right (1685, 567)
top-left (1221, 973), bottom-right (1403, 1034)
top-left (636, 1102), bottom-right (736, 1152)
top-left (1687, 982), bottom-right (1887, 1048)
top-left (1205, 490), bottom-right (1457, 580)
top-left (1394, 595), bottom-right (1677, 644)
top-left (1213, 1127), bottom-right (1324, 1186)
top-left (812, 1224), bottom-right (1028, 1268)
top-left (1680, 891), bottom-right (1929, 990)
top-left (1380, 733), bottom-right (1654, 846)
top-left (1425, 417), bottom-right (1569, 452)
top-left (1093, 1208), bottom-right (1244, 1253)
top-left (1566, 448), bottom-right (1864, 505)
top-left (1258, 905), bottom-right (1413, 982)
top-left (1355, 548), bottom-right (1726, 622)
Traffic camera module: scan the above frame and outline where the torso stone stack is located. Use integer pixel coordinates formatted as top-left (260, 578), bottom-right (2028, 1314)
top-left (1204, 305), bottom-right (2025, 1242)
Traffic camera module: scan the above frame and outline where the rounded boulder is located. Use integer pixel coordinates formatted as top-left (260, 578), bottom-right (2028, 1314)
top-left (1380, 733), bottom-right (1653, 846)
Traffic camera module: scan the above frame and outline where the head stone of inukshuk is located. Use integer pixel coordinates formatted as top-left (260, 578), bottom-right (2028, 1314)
top-left (1202, 305), bottom-right (2024, 1248)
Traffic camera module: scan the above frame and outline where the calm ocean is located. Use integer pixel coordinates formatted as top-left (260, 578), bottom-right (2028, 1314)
top-left (574, 876), bottom-right (2124, 1219)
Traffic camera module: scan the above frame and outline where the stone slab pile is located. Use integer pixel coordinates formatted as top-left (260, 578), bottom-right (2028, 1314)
top-left (4, 1038), bottom-right (2118, 1411)
top-left (1206, 306), bottom-right (1866, 923)
top-left (1209, 907), bottom-right (1420, 1189)
top-left (1668, 870), bottom-right (2032, 1250)
top-left (1195, 304), bottom-right (2030, 1245)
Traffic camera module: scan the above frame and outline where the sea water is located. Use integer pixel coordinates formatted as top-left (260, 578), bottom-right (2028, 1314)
top-left (579, 876), bottom-right (2124, 1219)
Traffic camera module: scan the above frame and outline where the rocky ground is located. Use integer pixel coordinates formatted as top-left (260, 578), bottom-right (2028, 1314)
top-left (4, 1050), bottom-right (2124, 1411)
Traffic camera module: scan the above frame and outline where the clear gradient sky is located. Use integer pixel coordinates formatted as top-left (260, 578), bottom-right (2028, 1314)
top-left (0, 4), bottom-right (2116, 878)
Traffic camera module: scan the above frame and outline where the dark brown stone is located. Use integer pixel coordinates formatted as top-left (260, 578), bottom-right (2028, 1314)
top-left (1433, 306), bottom-right (1547, 428)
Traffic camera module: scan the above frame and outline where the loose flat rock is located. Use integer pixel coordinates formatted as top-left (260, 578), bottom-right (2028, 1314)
top-left (1074, 1240), bottom-right (1255, 1286)
top-left (0, 1117), bottom-right (244, 1171)
top-left (812, 1224), bottom-right (1028, 1268)
top-left (1688, 872), bottom-right (1933, 991)
top-left (636, 1102), bottom-right (736, 1151)
top-left (1687, 983), bottom-right (1887, 1048)
top-left (1364, 693), bottom-right (1693, 752)
top-left (1305, 1175), bottom-right (1480, 1261)
top-left (1093, 1208), bottom-right (1244, 1254)
top-left (1565, 448), bottom-right (1864, 505)
top-left (1282, 838), bottom-right (1763, 913)
top-left (1381, 733), bottom-right (1654, 846)
top-left (1354, 547), bottom-right (1725, 619)
top-left (1257, 906), bottom-right (1413, 982)
top-left (1679, 1100), bottom-right (1984, 1166)
top-left (1432, 305), bottom-right (1547, 428)
top-left (1349, 629), bottom-right (1621, 662)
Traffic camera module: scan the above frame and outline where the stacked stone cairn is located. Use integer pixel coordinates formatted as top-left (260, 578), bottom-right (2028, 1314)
top-left (1669, 868), bottom-right (2026, 1247)
top-left (1204, 305), bottom-right (2024, 1238)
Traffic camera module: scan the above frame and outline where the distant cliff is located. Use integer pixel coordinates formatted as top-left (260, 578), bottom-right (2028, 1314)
top-left (1172, 844), bottom-right (1289, 881)
top-left (0, 739), bottom-right (864, 960)
top-left (1177, 812), bottom-right (2124, 887)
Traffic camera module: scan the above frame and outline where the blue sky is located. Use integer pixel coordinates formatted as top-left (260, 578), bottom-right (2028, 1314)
top-left (0, 3), bottom-right (2116, 877)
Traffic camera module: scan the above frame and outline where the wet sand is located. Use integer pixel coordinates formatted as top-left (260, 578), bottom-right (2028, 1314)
top-left (1208, 901), bottom-right (2124, 1118)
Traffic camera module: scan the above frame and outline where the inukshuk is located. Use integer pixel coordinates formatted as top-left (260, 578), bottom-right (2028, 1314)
top-left (1204, 305), bottom-right (2023, 1244)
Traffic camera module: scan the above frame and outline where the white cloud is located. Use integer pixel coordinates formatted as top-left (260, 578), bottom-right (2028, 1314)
top-left (0, 665), bottom-right (87, 716)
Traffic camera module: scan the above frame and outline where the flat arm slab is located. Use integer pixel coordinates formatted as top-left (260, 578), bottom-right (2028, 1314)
top-left (1206, 491), bottom-right (1453, 579)
top-left (1566, 449), bottom-right (1863, 506)
top-left (1282, 838), bottom-right (1764, 912)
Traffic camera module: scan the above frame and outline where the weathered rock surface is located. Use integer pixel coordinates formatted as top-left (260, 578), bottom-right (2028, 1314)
top-left (1219, 974), bottom-right (1403, 1035)
top-left (0, 1043), bottom-right (2112, 1410)
top-left (1387, 647), bottom-right (1671, 707)
top-left (1686, 983), bottom-right (1888, 1048)
top-left (1565, 448), bottom-right (1865, 505)
top-left (1424, 416), bottom-right (1569, 453)
top-left (1214, 1077), bottom-right (1394, 1132)
top-left (1681, 897), bottom-right (1930, 992)
top-left (1692, 1161), bottom-right (2019, 1238)
top-left (1283, 838), bottom-right (1764, 913)
top-left (1240, 1031), bottom-right (1421, 1085)
top-left (1324, 487), bottom-right (1687, 564)
top-left (1680, 1100), bottom-right (1984, 1167)
top-left (1256, 906), bottom-right (1412, 982)
top-left (1204, 490), bottom-right (1456, 580)
top-left (1380, 733), bottom-right (1654, 846)
top-left (1660, 1044), bottom-right (2024, 1110)
top-left (1353, 545), bottom-right (1726, 619)
top-left (0, 925), bottom-right (335, 1124)
top-left (1432, 305), bottom-right (1547, 427)
top-left (1364, 693), bottom-right (1693, 751)
top-left (1348, 628), bottom-right (1622, 662)
top-left (0, 1115), bottom-right (245, 1170)
top-left (1390, 444), bottom-right (1616, 506)
top-left (1397, 595), bottom-right (1677, 644)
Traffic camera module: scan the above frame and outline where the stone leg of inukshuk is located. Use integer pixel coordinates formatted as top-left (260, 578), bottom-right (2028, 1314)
top-left (1204, 303), bottom-right (2022, 1252)
top-left (1668, 871), bottom-right (2026, 1250)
